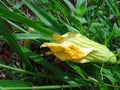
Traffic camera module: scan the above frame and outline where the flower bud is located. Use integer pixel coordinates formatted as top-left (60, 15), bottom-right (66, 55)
top-left (41, 32), bottom-right (116, 64)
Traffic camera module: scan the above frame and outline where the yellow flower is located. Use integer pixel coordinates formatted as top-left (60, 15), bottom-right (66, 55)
top-left (41, 32), bottom-right (116, 64)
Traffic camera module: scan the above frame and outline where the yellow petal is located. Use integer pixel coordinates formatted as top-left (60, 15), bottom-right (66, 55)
top-left (52, 33), bottom-right (63, 43)
top-left (41, 42), bottom-right (94, 62)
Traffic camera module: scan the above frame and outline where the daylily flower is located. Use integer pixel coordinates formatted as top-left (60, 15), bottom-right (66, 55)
top-left (41, 32), bottom-right (116, 64)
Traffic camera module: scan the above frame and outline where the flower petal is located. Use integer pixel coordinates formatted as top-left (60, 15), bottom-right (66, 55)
top-left (41, 42), bottom-right (94, 62)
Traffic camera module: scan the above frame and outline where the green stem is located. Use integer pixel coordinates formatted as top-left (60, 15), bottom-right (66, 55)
top-left (0, 63), bottom-right (60, 81)
top-left (2, 84), bottom-right (86, 90)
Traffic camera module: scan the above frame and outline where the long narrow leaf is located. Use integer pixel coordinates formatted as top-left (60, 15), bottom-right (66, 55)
top-left (52, 0), bottom-right (83, 33)
top-left (0, 17), bottom-right (34, 71)
top-left (22, 0), bottom-right (66, 34)
top-left (0, 80), bottom-right (32, 90)
top-left (63, 0), bottom-right (76, 13)
top-left (0, 7), bottom-right (53, 38)
top-left (105, 0), bottom-right (120, 26)
top-left (21, 47), bottom-right (77, 84)
top-left (1, 84), bottom-right (86, 90)
top-left (0, 33), bottom-right (52, 40)
top-left (0, 60), bottom-right (59, 80)
top-left (66, 62), bottom-right (87, 79)
top-left (92, 65), bottom-right (108, 90)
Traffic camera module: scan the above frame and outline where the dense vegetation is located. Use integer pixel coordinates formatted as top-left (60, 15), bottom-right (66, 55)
top-left (0, 0), bottom-right (120, 90)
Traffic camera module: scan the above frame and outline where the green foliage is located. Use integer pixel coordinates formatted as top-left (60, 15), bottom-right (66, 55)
top-left (0, 0), bottom-right (120, 89)
top-left (0, 80), bottom-right (32, 90)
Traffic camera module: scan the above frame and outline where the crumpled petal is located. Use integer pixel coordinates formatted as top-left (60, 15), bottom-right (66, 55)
top-left (41, 42), bottom-right (94, 62)
top-left (40, 32), bottom-right (116, 64)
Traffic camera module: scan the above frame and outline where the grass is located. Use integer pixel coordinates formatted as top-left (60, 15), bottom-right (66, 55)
top-left (0, 0), bottom-right (120, 90)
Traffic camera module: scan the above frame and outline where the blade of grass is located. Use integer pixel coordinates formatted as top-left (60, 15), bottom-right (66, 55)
top-left (0, 17), bottom-right (34, 72)
top-left (95, 64), bottom-right (116, 85)
top-left (52, 0), bottom-right (83, 33)
top-left (6, 20), bottom-right (28, 33)
top-left (76, 0), bottom-right (85, 8)
top-left (105, 0), bottom-right (120, 26)
top-left (21, 47), bottom-right (77, 84)
top-left (65, 24), bottom-right (79, 33)
top-left (0, 80), bottom-right (32, 87)
top-left (0, 60), bottom-right (60, 80)
top-left (0, 0), bottom-right (10, 9)
top-left (0, 80), bottom-right (32, 90)
top-left (52, 0), bottom-right (70, 17)
top-left (2, 84), bottom-right (86, 90)
top-left (13, 1), bottom-right (24, 9)
top-left (92, 64), bottom-right (108, 90)
top-left (4, 0), bottom-right (13, 6)
top-left (22, 0), bottom-right (66, 34)
top-left (75, 0), bottom-right (87, 16)
top-left (105, 0), bottom-right (120, 18)
top-left (66, 61), bottom-right (87, 79)
top-left (0, 33), bottom-right (51, 40)
top-left (14, 33), bottom-right (51, 40)
top-left (63, 0), bottom-right (76, 13)
top-left (0, 7), bottom-right (53, 38)
top-left (1, 0), bottom-right (29, 17)
top-left (0, 60), bottom-right (18, 80)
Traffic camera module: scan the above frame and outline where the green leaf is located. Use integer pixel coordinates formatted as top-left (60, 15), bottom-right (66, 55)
top-left (76, 0), bottom-right (87, 16)
top-left (64, 24), bottom-right (79, 33)
top-left (0, 60), bottom-right (61, 81)
top-left (0, 17), bottom-right (34, 71)
top-left (102, 68), bottom-right (116, 85)
top-left (0, 7), bottom-right (53, 38)
top-left (1, 83), bottom-right (86, 90)
top-left (52, 0), bottom-right (70, 18)
top-left (0, 80), bottom-right (32, 90)
top-left (63, 0), bottom-right (76, 13)
top-left (0, 33), bottom-right (52, 40)
top-left (105, 0), bottom-right (120, 26)
top-left (22, 0), bottom-right (66, 34)
top-left (92, 65), bottom-right (108, 90)
top-left (21, 47), bottom-right (77, 85)
top-left (51, 0), bottom-right (83, 33)
top-left (66, 62), bottom-right (87, 79)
